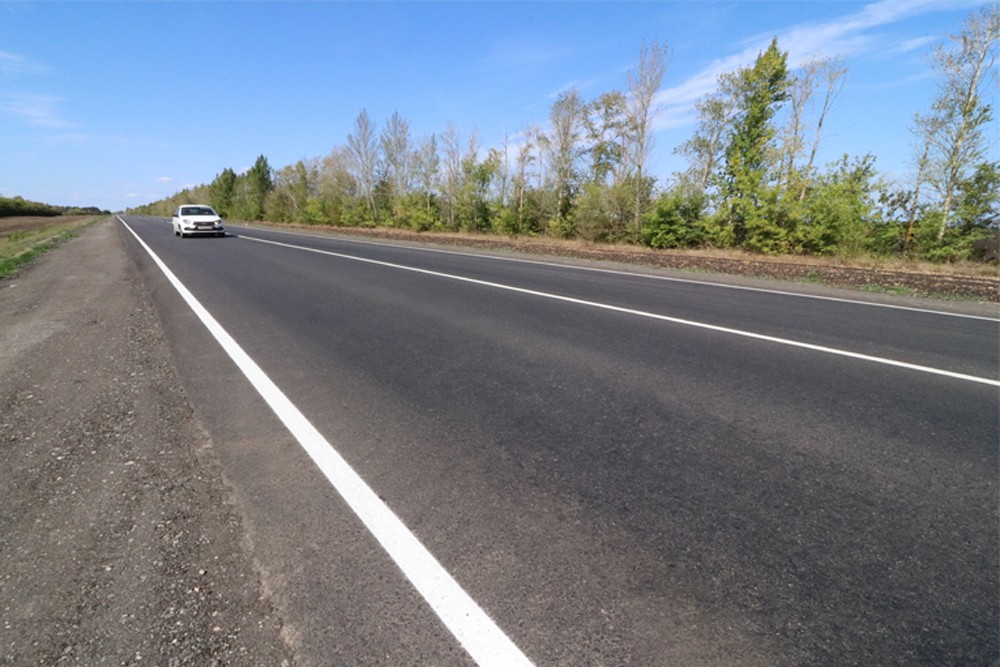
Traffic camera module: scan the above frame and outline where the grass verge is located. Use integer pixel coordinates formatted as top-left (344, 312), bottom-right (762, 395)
top-left (0, 216), bottom-right (101, 279)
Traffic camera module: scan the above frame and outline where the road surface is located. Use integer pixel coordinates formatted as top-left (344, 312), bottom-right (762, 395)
top-left (118, 215), bottom-right (998, 666)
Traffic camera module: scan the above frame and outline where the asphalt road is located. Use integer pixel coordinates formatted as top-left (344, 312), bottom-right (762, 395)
top-left (118, 215), bottom-right (999, 666)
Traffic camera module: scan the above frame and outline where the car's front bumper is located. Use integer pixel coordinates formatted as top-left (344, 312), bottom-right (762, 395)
top-left (182, 225), bottom-right (224, 235)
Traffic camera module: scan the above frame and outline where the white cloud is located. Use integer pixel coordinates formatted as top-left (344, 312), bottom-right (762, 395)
top-left (156, 176), bottom-right (173, 183)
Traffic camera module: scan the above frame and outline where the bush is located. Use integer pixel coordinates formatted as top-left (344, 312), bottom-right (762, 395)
top-left (641, 188), bottom-right (706, 249)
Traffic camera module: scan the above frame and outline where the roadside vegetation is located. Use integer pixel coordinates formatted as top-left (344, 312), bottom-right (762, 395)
top-left (0, 195), bottom-right (108, 219)
top-left (0, 216), bottom-right (101, 279)
top-left (133, 7), bottom-right (997, 268)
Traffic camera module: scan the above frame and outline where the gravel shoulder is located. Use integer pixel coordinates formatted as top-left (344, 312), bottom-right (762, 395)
top-left (0, 218), bottom-right (293, 665)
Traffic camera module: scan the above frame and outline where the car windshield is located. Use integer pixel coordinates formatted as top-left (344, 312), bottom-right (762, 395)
top-left (181, 206), bottom-right (216, 216)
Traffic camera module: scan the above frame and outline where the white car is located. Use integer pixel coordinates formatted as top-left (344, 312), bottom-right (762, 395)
top-left (172, 204), bottom-right (225, 237)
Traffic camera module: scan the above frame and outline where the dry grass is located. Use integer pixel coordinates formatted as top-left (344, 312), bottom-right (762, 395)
top-left (1, 216), bottom-right (101, 278)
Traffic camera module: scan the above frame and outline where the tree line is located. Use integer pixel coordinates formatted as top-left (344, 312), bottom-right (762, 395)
top-left (0, 195), bottom-right (109, 218)
top-left (134, 7), bottom-right (998, 263)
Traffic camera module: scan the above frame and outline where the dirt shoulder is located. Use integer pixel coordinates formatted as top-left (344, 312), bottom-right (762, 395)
top-left (0, 218), bottom-right (293, 665)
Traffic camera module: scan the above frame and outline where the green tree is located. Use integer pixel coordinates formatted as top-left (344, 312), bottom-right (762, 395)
top-left (455, 148), bottom-right (499, 233)
top-left (718, 38), bottom-right (790, 251)
top-left (797, 154), bottom-right (879, 256)
top-left (953, 161), bottom-right (999, 234)
top-left (209, 167), bottom-right (237, 217)
top-left (246, 154), bottom-right (274, 220)
top-left (641, 184), bottom-right (707, 249)
top-left (584, 91), bottom-right (627, 186)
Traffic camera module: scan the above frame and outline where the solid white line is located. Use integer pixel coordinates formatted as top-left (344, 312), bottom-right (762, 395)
top-left (118, 217), bottom-right (535, 667)
top-left (229, 224), bottom-right (1000, 323)
top-left (241, 233), bottom-right (1000, 388)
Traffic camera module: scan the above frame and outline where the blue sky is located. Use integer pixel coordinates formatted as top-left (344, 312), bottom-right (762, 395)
top-left (0, 0), bottom-right (994, 212)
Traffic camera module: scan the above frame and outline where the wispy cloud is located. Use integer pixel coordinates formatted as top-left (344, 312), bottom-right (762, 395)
top-left (546, 77), bottom-right (603, 100)
top-left (0, 50), bottom-right (49, 78)
top-left (890, 36), bottom-right (939, 55)
top-left (0, 51), bottom-right (75, 130)
top-left (479, 36), bottom-right (571, 71)
top-left (652, 0), bottom-right (974, 132)
top-left (1, 93), bottom-right (74, 128)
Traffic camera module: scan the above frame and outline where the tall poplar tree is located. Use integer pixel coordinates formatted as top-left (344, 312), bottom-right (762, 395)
top-left (719, 38), bottom-right (789, 250)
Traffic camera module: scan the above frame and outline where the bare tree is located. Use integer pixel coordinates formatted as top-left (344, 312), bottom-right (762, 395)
top-left (921, 6), bottom-right (999, 238)
top-left (496, 131), bottom-right (512, 208)
top-left (347, 108), bottom-right (380, 217)
top-left (380, 111), bottom-right (413, 202)
top-left (677, 88), bottom-right (736, 193)
top-left (546, 89), bottom-right (585, 226)
top-left (513, 126), bottom-right (539, 226)
top-left (413, 134), bottom-right (439, 213)
top-left (780, 63), bottom-right (816, 193)
top-left (625, 40), bottom-right (668, 234)
top-left (440, 123), bottom-right (463, 229)
top-left (903, 118), bottom-right (939, 250)
top-left (799, 57), bottom-right (847, 201)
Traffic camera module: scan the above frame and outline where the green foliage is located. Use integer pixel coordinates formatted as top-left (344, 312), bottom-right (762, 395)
top-left (0, 195), bottom-right (108, 218)
top-left (722, 45), bottom-right (788, 181)
top-left (0, 196), bottom-right (61, 217)
top-left (796, 154), bottom-right (879, 256)
top-left (492, 206), bottom-right (520, 236)
top-left (954, 161), bottom-right (999, 233)
top-left (246, 155), bottom-right (274, 220)
top-left (209, 168), bottom-right (237, 217)
top-left (718, 38), bottom-right (790, 246)
top-left (641, 186), bottom-right (707, 248)
top-left (386, 192), bottom-right (441, 231)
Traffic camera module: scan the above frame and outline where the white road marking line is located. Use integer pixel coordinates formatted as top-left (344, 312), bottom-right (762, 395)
top-left (242, 233), bottom-right (1000, 388)
top-left (229, 224), bottom-right (1000, 323)
top-left (118, 217), bottom-right (535, 667)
